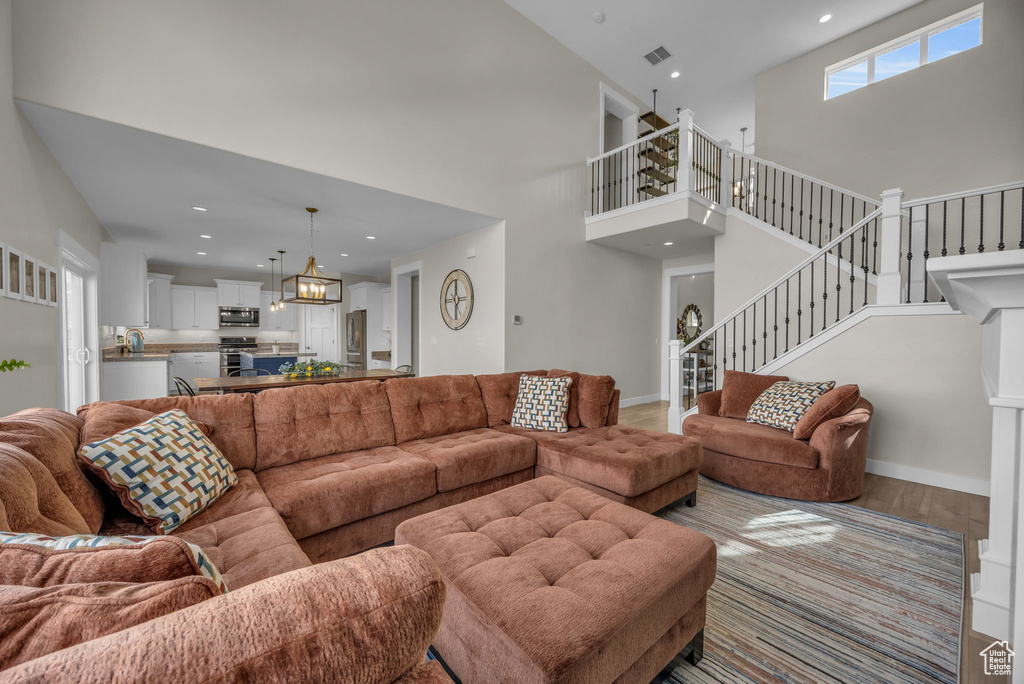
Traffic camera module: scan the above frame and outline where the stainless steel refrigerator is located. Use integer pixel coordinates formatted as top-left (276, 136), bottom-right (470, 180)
top-left (346, 310), bottom-right (366, 370)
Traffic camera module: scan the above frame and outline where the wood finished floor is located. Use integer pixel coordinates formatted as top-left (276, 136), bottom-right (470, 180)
top-left (618, 400), bottom-right (1001, 684)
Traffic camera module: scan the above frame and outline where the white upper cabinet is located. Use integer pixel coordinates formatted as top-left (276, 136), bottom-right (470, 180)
top-left (171, 286), bottom-right (220, 330)
top-left (99, 243), bottom-right (147, 326)
top-left (381, 288), bottom-right (392, 331)
top-left (215, 280), bottom-right (262, 308)
top-left (146, 274), bottom-right (174, 329)
top-left (349, 283), bottom-right (368, 311)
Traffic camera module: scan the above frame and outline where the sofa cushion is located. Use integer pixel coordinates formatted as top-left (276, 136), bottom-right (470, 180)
top-left (682, 413), bottom-right (819, 469)
top-left (793, 384), bottom-right (861, 440)
top-left (547, 370), bottom-right (581, 427)
top-left (520, 426), bottom-right (702, 497)
top-left (173, 506), bottom-right (311, 589)
top-left (385, 375), bottom-right (488, 442)
top-left (475, 371), bottom-right (547, 427)
top-left (82, 394), bottom-right (258, 471)
top-left (78, 410), bottom-right (238, 535)
top-left (398, 428), bottom-right (537, 492)
top-left (718, 370), bottom-right (789, 419)
top-left (256, 447), bottom-right (436, 540)
top-left (0, 532), bottom-right (227, 594)
top-left (0, 444), bottom-right (91, 536)
top-left (578, 374), bottom-right (616, 428)
top-left (253, 381), bottom-right (396, 471)
top-left (511, 375), bottom-right (572, 433)
top-left (0, 409), bottom-right (105, 534)
top-left (747, 380), bottom-right (835, 431)
top-left (78, 402), bottom-right (214, 446)
top-left (0, 577), bottom-right (218, 672)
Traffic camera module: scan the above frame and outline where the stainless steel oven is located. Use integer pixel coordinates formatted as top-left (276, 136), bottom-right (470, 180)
top-left (219, 336), bottom-right (258, 377)
top-left (219, 307), bottom-right (260, 328)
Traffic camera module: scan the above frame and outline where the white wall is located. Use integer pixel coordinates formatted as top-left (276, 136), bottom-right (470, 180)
top-left (0, 0), bottom-right (109, 416)
top-left (773, 311), bottom-right (992, 487)
top-left (677, 273), bottom-right (714, 331)
top-left (392, 223), bottom-right (505, 377)
top-left (755, 0), bottom-right (1024, 199)
top-left (11, 0), bottom-right (662, 399)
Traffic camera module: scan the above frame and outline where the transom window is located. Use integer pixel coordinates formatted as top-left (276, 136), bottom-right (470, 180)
top-left (825, 4), bottom-right (983, 100)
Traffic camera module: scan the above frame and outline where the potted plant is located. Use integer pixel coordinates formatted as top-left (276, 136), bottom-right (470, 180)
top-left (0, 359), bottom-right (31, 372)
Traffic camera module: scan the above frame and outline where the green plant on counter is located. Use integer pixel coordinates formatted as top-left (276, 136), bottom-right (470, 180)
top-left (0, 359), bottom-right (31, 373)
top-left (279, 359), bottom-right (341, 377)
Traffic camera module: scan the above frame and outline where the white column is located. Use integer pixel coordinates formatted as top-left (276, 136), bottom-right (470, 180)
top-left (929, 251), bottom-right (1024, 647)
top-left (668, 339), bottom-right (683, 435)
top-left (678, 109), bottom-right (695, 194)
top-left (877, 188), bottom-right (904, 304)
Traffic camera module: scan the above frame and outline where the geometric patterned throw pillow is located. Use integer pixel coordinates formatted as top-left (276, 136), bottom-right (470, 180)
top-left (0, 531), bottom-right (228, 593)
top-left (78, 409), bottom-right (237, 534)
top-left (511, 375), bottom-right (573, 433)
top-left (746, 380), bottom-right (836, 431)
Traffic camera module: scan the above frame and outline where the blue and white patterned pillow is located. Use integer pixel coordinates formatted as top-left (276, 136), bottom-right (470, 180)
top-left (0, 531), bottom-right (228, 593)
top-left (511, 375), bottom-right (573, 433)
top-left (78, 409), bottom-right (237, 534)
top-left (746, 380), bottom-right (836, 431)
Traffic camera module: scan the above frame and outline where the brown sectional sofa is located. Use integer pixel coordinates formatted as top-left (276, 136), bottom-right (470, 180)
top-left (0, 370), bottom-right (704, 680)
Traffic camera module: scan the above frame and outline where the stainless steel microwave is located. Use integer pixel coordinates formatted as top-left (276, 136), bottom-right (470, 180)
top-left (219, 307), bottom-right (260, 328)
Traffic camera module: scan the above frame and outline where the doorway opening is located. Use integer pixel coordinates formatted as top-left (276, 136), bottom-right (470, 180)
top-left (393, 261), bottom-right (422, 375)
top-left (58, 232), bottom-right (100, 413)
top-left (599, 83), bottom-right (640, 213)
top-left (661, 263), bottom-right (715, 405)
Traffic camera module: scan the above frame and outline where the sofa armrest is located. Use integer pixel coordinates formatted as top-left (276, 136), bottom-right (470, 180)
top-left (696, 390), bottom-right (722, 416)
top-left (809, 398), bottom-right (874, 489)
top-left (1, 546), bottom-right (446, 684)
top-left (606, 389), bottom-right (621, 426)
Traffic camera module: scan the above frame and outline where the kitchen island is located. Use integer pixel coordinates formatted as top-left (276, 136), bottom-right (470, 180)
top-left (239, 351), bottom-right (317, 375)
top-left (194, 368), bottom-right (414, 394)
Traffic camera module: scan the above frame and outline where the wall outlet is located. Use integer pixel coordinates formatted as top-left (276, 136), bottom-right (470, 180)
top-left (466, 247), bottom-right (477, 259)
top-left (513, 315), bottom-right (522, 325)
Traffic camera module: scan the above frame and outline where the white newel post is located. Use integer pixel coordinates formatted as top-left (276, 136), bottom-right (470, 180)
top-left (668, 340), bottom-right (683, 435)
top-left (678, 109), bottom-right (695, 194)
top-left (877, 188), bottom-right (904, 304)
top-left (929, 251), bottom-right (1024, 651)
top-left (719, 140), bottom-right (733, 208)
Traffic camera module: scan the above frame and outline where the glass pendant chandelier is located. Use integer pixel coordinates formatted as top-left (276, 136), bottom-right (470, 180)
top-left (281, 208), bottom-right (343, 305)
top-left (273, 250), bottom-right (286, 311)
top-left (268, 257), bottom-right (278, 312)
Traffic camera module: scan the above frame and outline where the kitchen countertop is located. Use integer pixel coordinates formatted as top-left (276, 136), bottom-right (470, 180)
top-left (370, 351), bottom-right (392, 361)
top-left (102, 342), bottom-right (302, 363)
top-left (102, 351), bottom-right (171, 363)
top-left (241, 352), bottom-right (317, 359)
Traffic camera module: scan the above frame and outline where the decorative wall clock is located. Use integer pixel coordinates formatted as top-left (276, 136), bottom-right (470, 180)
top-left (440, 269), bottom-right (474, 330)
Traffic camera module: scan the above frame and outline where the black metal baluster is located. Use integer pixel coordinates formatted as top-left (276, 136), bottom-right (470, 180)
top-left (762, 294), bottom-right (768, 366)
top-left (818, 185), bottom-right (825, 247)
top-left (742, 308), bottom-right (747, 372)
top-left (828, 188), bottom-right (835, 243)
top-left (796, 271), bottom-right (803, 343)
top-left (773, 288), bottom-right (778, 359)
top-left (872, 218), bottom-right (878, 275)
top-left (836, 245), bottom-right (843, 322)
top-left (998, 190), bottom-right (1006, 251)
top-left (942, 201), bottom-right (948, 256)
top-left (979, 193), bottom-right (985, 253)
top-left (809, 261), bottom-right (815, 337)
top-left (849, 233), bottom-right (856, 314)
top-left (923, 204), bottom-right (931, 301)
top-left (906, 206), bottom-right (914, 304)
top-left (862, 225), bottom-right (869, 307)
top-left (771, 167), bottom-right (778, 227)
top-left (789, 173), bottom-right (795, 234)
top-left (751, 302), bottom-right (757, 371)
top-left (799, 178), bottom-right (805, 241)
top-left (822, 249), bottom-right (828, 330)
top-left (784, 280), bottom-right (790, 352)
top-left (731, 319), bottom-right (736, 371)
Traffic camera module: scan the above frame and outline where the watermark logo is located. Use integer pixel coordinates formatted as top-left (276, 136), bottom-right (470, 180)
top-left (980, 640), bottom-right (1014, 676)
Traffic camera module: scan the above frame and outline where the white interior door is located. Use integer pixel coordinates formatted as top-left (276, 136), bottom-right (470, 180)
top-left (303, 305), bottom-right (338, 362)
top-left (63, 268), bottom-right (87, 411)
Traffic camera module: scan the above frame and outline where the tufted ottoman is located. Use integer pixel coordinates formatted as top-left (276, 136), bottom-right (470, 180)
top-left (502, 425), bottom-right (702, 513)
top-left (395, 476), bottom-right (717, 684)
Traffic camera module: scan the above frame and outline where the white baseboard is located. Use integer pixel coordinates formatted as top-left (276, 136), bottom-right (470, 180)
top-left (619, 393), bottom-right (662, 408)
top-left (866, 459), bottom-right (990, 497)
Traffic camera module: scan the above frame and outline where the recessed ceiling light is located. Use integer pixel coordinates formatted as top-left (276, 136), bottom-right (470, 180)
top-left (192, 206), bottom-right (208, 212)
top-left (200, 234), bottom-right (212, 239)
top-left (366, 236), bottom-right (376, 240)
top-left (670, 71), bottom-right (680, 79)
top-left (819, 13), bottom-right (832, 23)
top-left (317, 264), bottom-right (325, 268)
top-left (197, 252), bottom-right (207, 256)
top-left (256, 264), bottom-right (264, 268)
top-left (340, 253), bottom-right (349, 257)
top-left (664, 241), bottom-right (674, 246)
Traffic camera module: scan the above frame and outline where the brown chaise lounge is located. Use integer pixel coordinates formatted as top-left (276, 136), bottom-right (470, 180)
top-left (682, 384), bottom-right (873, 502)
top-left (0, 370), bottom-right (704, 680)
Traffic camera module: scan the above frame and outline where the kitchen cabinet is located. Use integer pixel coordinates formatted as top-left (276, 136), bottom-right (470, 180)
top-left (171, 286), bottom-right (220, 330)
top-left (241, 353), bottom-right (296, 375)
top-left (381, 288), bottom-right (392, 331)
top-left (102, 361), bottom-right (167, 402)
top-left (259, 292), bottom-right (297, 332)
top-left (146, 273), bottom-right (174, 329)
top-left (349, 282), bottom-right (387, 311)
top-left (369, 358), bottom-right (388, 370)
top-left (99, 243), bottom-right (148, 326)
top-left (215, 280), bottom-right (262, 309)
top-left (171, 352), bottom-right (220, 391)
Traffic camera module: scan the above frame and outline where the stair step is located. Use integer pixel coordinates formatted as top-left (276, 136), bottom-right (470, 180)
top-left (640, 111), bottom-right (672, 130)
top-left (639, 166), bottom-right (676, 185)
top-left (638, 184), bottom-right (668, 198)
top-left (641, 134), bottom-right (677, 154)
top-left (638, 147), bottom-right (674, 167)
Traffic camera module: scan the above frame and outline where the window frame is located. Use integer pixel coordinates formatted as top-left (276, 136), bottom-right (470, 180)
top-left (824, 3), bottom-right (983, 100)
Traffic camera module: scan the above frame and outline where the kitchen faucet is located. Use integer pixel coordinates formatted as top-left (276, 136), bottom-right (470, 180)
top-left (123, 328), bottom-right (145, 354)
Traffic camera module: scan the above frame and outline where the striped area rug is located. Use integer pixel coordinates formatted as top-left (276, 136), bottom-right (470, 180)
top-left (657, 477), bottom-right (963, 684)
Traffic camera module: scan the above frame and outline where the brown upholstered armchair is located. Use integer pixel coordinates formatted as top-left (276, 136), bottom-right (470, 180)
top-left (682, 389), bottom-right (873, 502)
